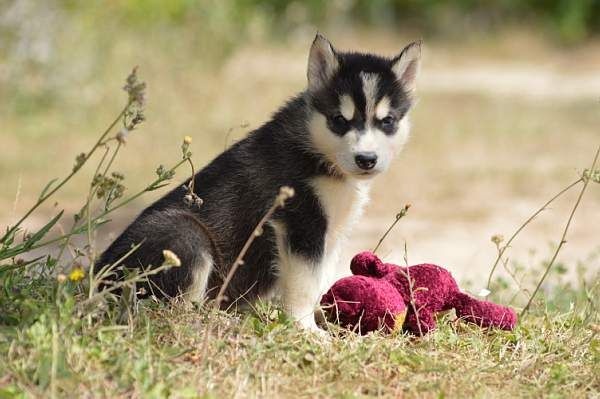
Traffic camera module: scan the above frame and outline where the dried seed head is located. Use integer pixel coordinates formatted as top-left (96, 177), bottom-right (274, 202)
top-left (162, 249), bottom-right (182, 267)
top-left (57, 274), bottom-right (67, 283)
top-left (123, 66), bottom-right (147, 107)
top-left (181, 136), bottom-right (193, 159)
top-left (491, 234), bottom-right (504, 245)
top-left (183, 193), bottom-right (203, 208)
top-left (276, 186), bottom-right (295, 207)
top-left (73, 153), bottom-right (86, 172)
top-left (583, 168), bottom-right (600, 184)
top-left (396, 203), bottom-right (411, 220)
top-left (116, 127), bottom-right (129, 144)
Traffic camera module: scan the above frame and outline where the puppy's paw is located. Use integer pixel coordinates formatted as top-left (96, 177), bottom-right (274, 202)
top-left (296, 318), bottom-right (331, 340)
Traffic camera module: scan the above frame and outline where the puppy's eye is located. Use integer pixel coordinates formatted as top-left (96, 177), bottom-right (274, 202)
top-left (332, 114), bottom-right (348, 126)
top-left (380, 115), bottom-right (395, 127)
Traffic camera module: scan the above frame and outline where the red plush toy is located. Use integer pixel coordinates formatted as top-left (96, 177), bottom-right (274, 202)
top-left (321, 251), bottom-right (517, 335)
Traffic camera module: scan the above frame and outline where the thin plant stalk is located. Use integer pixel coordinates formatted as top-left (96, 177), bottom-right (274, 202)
top-left (486, 177), bottom-right (583, 289)
top-left (0, 157), bottom-right (189, 267)
top-left (78, 259), bottom-right (176, 309)
top-left (1, 100), bottom-right (132, 245)
top-left (201, 186), bottom-right (294, 359)
top-left (372, 204), bottom-right (411, 254)
top-left (87, 142), bottom-right (123, 301)
top-left (521, 145), bottom-right (600, 316)
top-left (400, 240), bottom-right (424, 336)
top-left (213, 187), bottom-right (295, 309)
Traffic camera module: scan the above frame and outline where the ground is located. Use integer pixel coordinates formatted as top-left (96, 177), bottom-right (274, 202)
top-left (2, 297), bottom-right (598, 397)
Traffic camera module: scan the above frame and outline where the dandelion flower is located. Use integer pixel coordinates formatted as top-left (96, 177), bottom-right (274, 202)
top-left (69, 267), bottom-right (85, 282)
top-left (184, 135), bottom-right (193, 145)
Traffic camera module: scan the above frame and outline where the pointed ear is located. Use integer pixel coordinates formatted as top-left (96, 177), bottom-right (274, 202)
top-left (307, 33), bottom-right (339, 93)
top-left (391, 40), bottom-right (422, 93)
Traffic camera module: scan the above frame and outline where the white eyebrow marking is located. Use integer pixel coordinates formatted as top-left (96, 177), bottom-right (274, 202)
top-left (360, 72), bottom-right (380, 122)
top-left (375, 96), bottom-right (390, 120)
top-left (339, 94), bottom-right (355, 120)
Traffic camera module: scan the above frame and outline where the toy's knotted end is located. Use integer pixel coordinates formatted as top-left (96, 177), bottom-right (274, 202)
top-left (350, 251), bottom-right (389, 277)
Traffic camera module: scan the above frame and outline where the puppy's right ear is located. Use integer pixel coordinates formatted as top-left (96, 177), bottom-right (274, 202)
top-left (307, 33), bottom-right (339, 93)
top-left (391, 40), bottom-right (422, 94)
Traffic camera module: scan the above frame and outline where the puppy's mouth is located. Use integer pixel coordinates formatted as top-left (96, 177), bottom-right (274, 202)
top-left (354, 169), bottom-right (380, 179)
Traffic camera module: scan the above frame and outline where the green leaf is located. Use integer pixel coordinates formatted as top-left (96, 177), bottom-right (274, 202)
top-left (23, 210), bottom-right (64, 250)
top-left (0, 211), bottom-right (64, 261)
top-left (147, 183), bottom-right (170, 191)
top-left (38, 178), bottom-right (59, 201)
top-left (0, 256), bottom-right (45, 273)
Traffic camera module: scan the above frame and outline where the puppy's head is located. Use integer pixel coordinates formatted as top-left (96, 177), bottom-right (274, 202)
top-left (306, 34), bottom-right (421, 178)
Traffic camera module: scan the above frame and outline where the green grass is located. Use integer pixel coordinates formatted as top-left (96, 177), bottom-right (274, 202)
top-left (0, 276), bottom-right (598, 398)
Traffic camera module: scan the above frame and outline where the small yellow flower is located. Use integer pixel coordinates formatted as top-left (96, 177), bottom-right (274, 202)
top-left (69, 267), bottom-right (85, 282)
top-left (183, 135), bottom-right (193, 145)
top-left (162, 249), bottom-right (181, 267)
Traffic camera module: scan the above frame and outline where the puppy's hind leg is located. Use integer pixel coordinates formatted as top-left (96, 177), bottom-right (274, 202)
top-left (97, 208), bottom-right (219, 301)
top-left (183, 251), bottom-right (214, 304)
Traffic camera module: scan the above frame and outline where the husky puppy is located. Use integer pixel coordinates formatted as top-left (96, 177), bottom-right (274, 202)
top-left (97, 34), bottom-right (421, 331)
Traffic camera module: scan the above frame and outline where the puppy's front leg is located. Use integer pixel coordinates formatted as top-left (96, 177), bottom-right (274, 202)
top-left (272, 202), bottom-right (329, 332)
top-left (278, 253), bottom-right (325, 331)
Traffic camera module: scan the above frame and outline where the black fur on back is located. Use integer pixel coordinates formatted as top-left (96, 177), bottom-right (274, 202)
top-left (98, 94), bottom-right (329, 305)
top-left (97, 50), bottom-right (412, 307)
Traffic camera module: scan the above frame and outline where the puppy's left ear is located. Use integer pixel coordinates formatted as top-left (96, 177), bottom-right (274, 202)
top-left (391, 41), bottom-right (422, 93)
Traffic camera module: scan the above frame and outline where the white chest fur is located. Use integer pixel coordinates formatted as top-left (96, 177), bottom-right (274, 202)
top-left (310, 176), bottom-right (371, 288)
top-left (268, 177), bottom-right (371, 328)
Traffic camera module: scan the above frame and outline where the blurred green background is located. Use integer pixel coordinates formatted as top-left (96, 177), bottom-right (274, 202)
top-left (1, 0), bottom-right (599, 284)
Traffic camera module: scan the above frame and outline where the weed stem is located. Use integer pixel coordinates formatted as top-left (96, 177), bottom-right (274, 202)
top-left (521, 145), bottom-right (600, 316)
top-left (486, 177), bottom-right (583, 289)
top-left (373, 204), bottom-right (411, 254)
top-left (1, 101), bottom-right (132, 245)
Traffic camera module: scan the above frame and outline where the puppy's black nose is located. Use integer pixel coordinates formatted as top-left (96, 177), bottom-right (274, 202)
top-left (354, 152), bottom-right (378, 170)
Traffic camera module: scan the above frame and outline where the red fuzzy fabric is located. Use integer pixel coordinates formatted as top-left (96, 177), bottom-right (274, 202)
top-left (452, 292), bottom-right (517, 330)
top-left (320, 275), bottom-right (406, 334)
top-left (322, 251), bottom-right (518, 335)
top-left (386, 263), bottom-right (460, 334)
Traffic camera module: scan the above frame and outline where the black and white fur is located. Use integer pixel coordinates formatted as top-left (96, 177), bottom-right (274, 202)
top-left (97, 34), bottom-right (421, 331)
